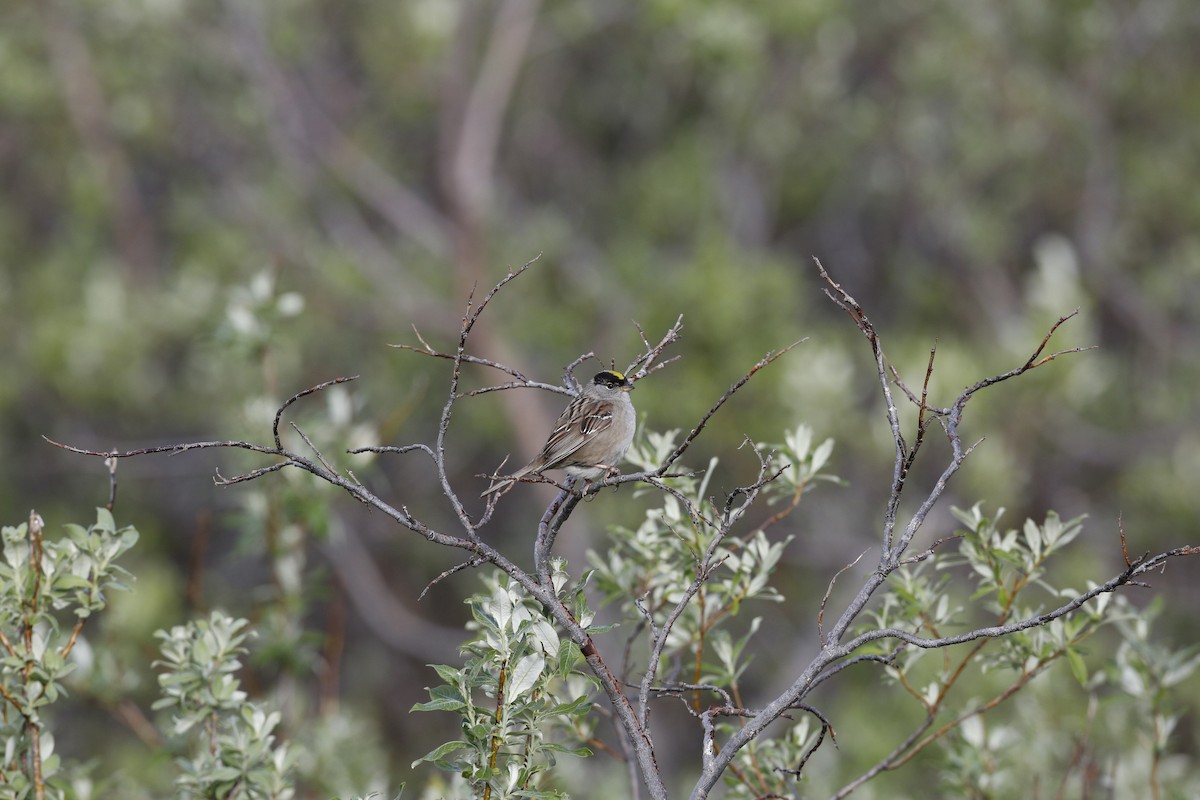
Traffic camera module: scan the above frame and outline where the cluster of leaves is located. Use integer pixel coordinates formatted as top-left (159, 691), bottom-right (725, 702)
top-left (937, 590), bottom-right (1200, 799)
top-left (595, 424), bottom-right (834, 675)
top-left (0, 503), bottom-right (391, 800)
top-left (0, 509), bottom-right (137, 800)
top-left (413, 573), bottom-right (597, 799)
top-left (590, 425), bottom-right (839, 797)
top-left (407, 419), bottom-right (1193, 799)
top-left (154, 611), bottom-right (296, 800)
top-left (3, 422), bottom-right (1196, 800)
top-left (807, 505), bottom-right (1199, 799)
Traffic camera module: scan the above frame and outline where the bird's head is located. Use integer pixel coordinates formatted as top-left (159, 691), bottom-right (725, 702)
top-left (592, 370), bottom-right (633, 392)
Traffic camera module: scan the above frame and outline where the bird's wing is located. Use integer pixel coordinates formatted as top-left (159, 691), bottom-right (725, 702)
top-left (483, 396), bottom-right (616, 495)
top-left (537, 398), bottom-right (615, 469)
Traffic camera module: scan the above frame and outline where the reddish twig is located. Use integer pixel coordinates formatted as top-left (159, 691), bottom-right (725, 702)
top-left (1119, 513), bottom-right (1131, 567)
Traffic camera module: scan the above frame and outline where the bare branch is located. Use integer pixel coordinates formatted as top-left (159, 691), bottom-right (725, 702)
top-left (458, 380), bottom-right (575, 399)
top-left (1119, 513), bottom-right (1132, 568)
top-left (290, 422), bottom-right (337, 476)
top-left (776, 703), bottom-right (836, 778)
top-left (534, 486), bottom-right (581, 585)
top-left (815, 257), bottom-right (907, 553)
top-left (888, 343), bottom-right (950, 417)
top-left (274, 376), bottom-right (359, 449)
top-left (214, 461), bottom-right (290, 486)
top-left (348, 443), bottom-right (436, 459)
top-left (658, 340), bottom-right (806, 474)
top-left (563, 351), bottom-right (596, 392)
top-left (420, 557), bottom-right (488, 601)
top-left (818, 550), bottom-right (869, 645)
top-left (897, 535), bottom-right (963, 567)
top-left (626, 315), bottom-right (684, 380)
top-left (808, 649), bottom-right (902, 693)
top-left (44, 436), bottom-right (282, 460)
top-left (645, 681), bottom-right (733, 709)
top-left (104, 455), bottom-right (118, 512)
top-left (840, 546), bottom-right (1200, 654)
top-left (430, 257), bottom-right (541, 540)
top-left (686, 262), bottom-right (1112, 800)
top-left (947, 311), bottom-right (1095, 461)
top-left (903, 342), bottom-right (938, 473)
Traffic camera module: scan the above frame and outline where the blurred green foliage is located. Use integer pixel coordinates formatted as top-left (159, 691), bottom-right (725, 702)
top-left (2, 0), bottom-right (1198, 796)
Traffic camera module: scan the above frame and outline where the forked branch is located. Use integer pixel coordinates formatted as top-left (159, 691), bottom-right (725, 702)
top-left (684, 263), bottom-right (1189, 800)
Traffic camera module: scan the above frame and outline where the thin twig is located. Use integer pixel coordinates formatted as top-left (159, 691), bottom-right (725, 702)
top-left (214, 461), bottom-right (290, 486)
top-left (897, 535), bottom-right (963, 567)
top-left (348, 443), bottom-right (436, 458)
top-left (819, 550), bottom-right (869, 644)
top-left (776, 703), bottom-right (836, 778)
top-left (44, 437), bottom-right (281, 459)
top-left (626, 315), bottom-right (684, 380)
top-left (104, 454), bottom-right (118, 511)
top-left (646, 681), bottom-right (734, 709)
top-left (686, 263), bottom-right (1109, 800)
top-left (1119, 513), bottom-right (1131, 567)
top-left (563, 351), bottom-right (596, 392)
top-left (460, 380), bottom-right (575, 398)
top-left (420, 557), bottom-right (488, 601)
top-left (274, 376), bottom-right (359, 449)
top-left (659, 340), bottom-right (807, 473)
top-left (291, 422), bottom-right (337, 475)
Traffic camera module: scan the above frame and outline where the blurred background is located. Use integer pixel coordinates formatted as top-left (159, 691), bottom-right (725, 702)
top-left (3, 0), bottom-right (1198, 796)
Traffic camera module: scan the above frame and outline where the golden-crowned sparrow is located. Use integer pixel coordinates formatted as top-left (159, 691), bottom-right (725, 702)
top-left (482, 370), bottom-right (635, 496)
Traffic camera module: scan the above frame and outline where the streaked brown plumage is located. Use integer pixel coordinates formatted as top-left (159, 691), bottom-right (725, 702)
top-left (481, 370), bottom-right (635, 496)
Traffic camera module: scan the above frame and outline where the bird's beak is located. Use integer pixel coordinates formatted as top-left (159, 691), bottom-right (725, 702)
top-left (622, 384), bottom-right (634, 392)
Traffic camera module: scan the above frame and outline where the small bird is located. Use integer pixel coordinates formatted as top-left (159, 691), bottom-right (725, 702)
top-left (482, 370), bottom-right (636, 496)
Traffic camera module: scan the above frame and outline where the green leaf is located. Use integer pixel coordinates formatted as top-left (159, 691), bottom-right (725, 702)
top-left (557, 641), bottom-right (583, 677)
top-left (412, 695), bottom-right (468, 714)
top-left (507, 653), bottom-right (545, 700)
top-left (541, 742), bottom-right (593, 758)
top-left (1024, 518), bottom-right (1042, 559)
top-left (529, 619), bottom-right (559, 659)
top-left (54, 575), bottom-right (92, 592)
top-left (1066, 647), bottom-right (1088, 686)
top-left (810, 437), bottom-right (834, 473)
top-left (546, 695), bottom-right (592, 718)
top-left (950, 503), bottom-right (985, 532)
top-left (63, 524), bottom-right (89, 545)
top-left (430, 664), bottom-right (462, 685)
top-left (411, 739), bottom-right (471, 768)
top-left (118, 527), bottom-right (140, 549)
top-left (94, 507), bottom-right (116, 534)
top-left (412, 693), bottom-right (467, 713)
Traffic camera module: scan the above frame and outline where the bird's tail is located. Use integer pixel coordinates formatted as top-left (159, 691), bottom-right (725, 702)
top-left (480, 464), bottom-right (533, 497)
top-left (480, 478), bottom-right (513, 497)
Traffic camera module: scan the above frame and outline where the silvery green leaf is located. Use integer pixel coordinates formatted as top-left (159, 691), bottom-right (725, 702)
top-left (507, 653), bottom-right (545, 700)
